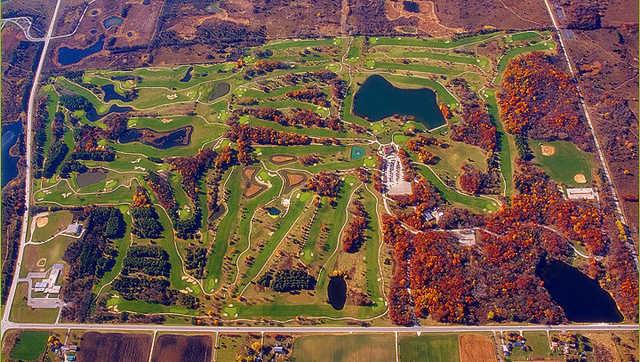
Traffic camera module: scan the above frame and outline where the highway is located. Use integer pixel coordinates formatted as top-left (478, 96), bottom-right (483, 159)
top-left (2, 321), bottom-right (639, 334)
top-left (1, 0), bottom-right (63, 333)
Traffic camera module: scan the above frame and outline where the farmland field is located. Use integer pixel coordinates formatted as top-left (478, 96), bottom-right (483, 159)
top-left (292, 334), bottom-right (395, 362)
top-left (398, 334), bottom-right (460, 362)
top-left (76, 332), bottom-right (152, 362)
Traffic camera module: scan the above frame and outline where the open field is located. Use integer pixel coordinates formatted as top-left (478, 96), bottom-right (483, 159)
top-left (529, 140), bottom-right (594, 187)
top-left (150, 334), bottom-right (212, 362)
top-left (76, 332), bottom-right (152, 362)
top-left (398, 334), bottom-right (460, 362)
top-left (7, 331), bottom-right (48, 361)
top-left (292, 334), bottom-right (395, 362)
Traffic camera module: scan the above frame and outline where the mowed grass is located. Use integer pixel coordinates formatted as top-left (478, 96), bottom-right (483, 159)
top-left (292, 334), bottom-right (395, 362)
top-left (9, 283), bottom-right (59, 323)
top-left (399, 334), bottom-right (460, 362)
top-left (10, 331), bottom-right (48, 361)
top-left (529, 140), bottom-right (593, 187)
top-left (205, 167), bottom-right (242, 291)
top-left (507, 332), bottom-right (553, 361)
top-left (31, 210), bottom-right (73, 242)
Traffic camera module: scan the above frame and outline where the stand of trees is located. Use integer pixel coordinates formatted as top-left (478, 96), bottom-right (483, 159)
top-left (342, 199), bottom-right (369, 253)
top-left (305, 171), bottom-right (341, 197)
top-left (498, 53), bottom-right (593, 151)
top-left (130, 187), bottom-right (164, 239)
top-left (270, 269), bottom-right (316, 292)
top-left (61, 207), bottom-right (125, 322)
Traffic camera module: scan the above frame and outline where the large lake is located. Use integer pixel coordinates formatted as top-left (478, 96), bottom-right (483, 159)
top-left (353, 74), bottom-right (445, 129)
top-left (2, 121), bottom-right (23, 187)
top-left (537, 259), bottom-right (623, 322)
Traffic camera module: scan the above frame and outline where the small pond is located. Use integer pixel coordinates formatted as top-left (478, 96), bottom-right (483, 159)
top-left (1, 121), bottom-right (23, 187)
top-left (536, 259), bottom-right (623, 322)
top-left (58, 35), bottom-right (105, 66)
top-left (208, 82), bottom-right (231, 101)
top-left (265, 207), bottom-right (281, 216)
top-left (101, 84), bottom-right (129, 102)
top-left (327, 276), bottom-right (347, 310)
top-left (76, 168), bottom-right (108, 187)
top-left (118, 126), bottom-right (192, 149)
top-left (353, 74), bottom-right (445, 129)
top-left (103, 16), bottom-right (123, 29)
top-left (180, 66), bottom-right (194, 83)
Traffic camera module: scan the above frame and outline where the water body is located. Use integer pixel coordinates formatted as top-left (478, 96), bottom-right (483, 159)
top-left (119, 126), bottom-right (192, 149)
top-left (536, 259), bottom-right (623, 322)
top-left (180, 66), bottom-right (193, 82)
top-left (327, 276), bottom-right (347, 310)
top-left (102, 16), bottom-right (123, 29)
top-left (58, 35), bottom-right (105, 66)
top-left (353, 74), bottom-right (445, 129)
top-left (101, 84), bottom-right (129, 102)
top-left (265, 207), bottom-right (281, 216)
top-left (208, 82), bottom-right (231, 101)
top-left (85, 103), bottom-right (132, 122)
top-left (76, 168), bottom-right (107, 187)
top-left (1, 122), bottom-right (23, 187)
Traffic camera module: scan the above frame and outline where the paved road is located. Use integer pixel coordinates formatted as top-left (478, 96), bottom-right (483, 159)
top-left (2, 321), bottom-right (638, 334)
top-left (1, 0), bottom-right (62, 331)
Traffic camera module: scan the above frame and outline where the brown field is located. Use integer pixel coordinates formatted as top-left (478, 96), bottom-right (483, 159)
top-left (433, 0), bottom-right (551, 32)
top-left (459, 334), bottom-right (497, 362)
top-left (582, 331), bottom-right (638, 362)
top-left (270, 154), bottom-right (297, 164)
top-left (385, 0), bottom-right (462, 36)
top-left (282, 170), bottom-right (307, 194)
top-left (560, 10), bottom-right (639, 237)
top-left (150, 334), bottom-right (212, 362)
top-left (77, 332), bottom-right (152, 362)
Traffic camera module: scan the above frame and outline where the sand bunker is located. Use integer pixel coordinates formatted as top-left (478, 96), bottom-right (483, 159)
top-left (270, 154), bottom-right (296, 164)
top-left (574, 173), bottom-right (587, 184)
top-left (540, 144), bottom-right (556, 156)
top-left (36, 216), bottom-right (49, 228)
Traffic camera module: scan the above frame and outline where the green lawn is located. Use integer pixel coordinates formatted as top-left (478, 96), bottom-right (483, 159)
top-left (9, 331), bottom-right (48, 361)
top-left (205, 167), bottom-right (242, 291)
top-left (398, 334), bottom-right (460, 362)
top-left (292, 334), bottom-right (395, 362)
top-left (529, 140), bottom-right (594, 187)
top-left (507, 332), bottom-right (553, 361)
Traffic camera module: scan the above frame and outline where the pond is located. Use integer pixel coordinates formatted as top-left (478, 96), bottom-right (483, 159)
top-left (353, 74), bottom-right (445, 129)
top-left (265, 207), bottom-right (281, 216)
top-left (2, 121), bottom-right (23, 187)
top-left (118, 126), bottom-right (193, 149)
top-left (76, 168), bottom-right (107, 187)
top-left (536, 259), bottom-right (623, 322)
top-left (180, 66), bottom-right (193, 83)
top-left (208, 82), bottom-right (231, 101)
top-left (327, 276), bottom-right (347, 310)
top-left (101, 84), bottom-right (129, 102)
top-left (85, 103), bottom-right (133, 122)
top-left (58, 35), bottom-right (105, 66)
top-left (102, 16), bottom-right (123, 29)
